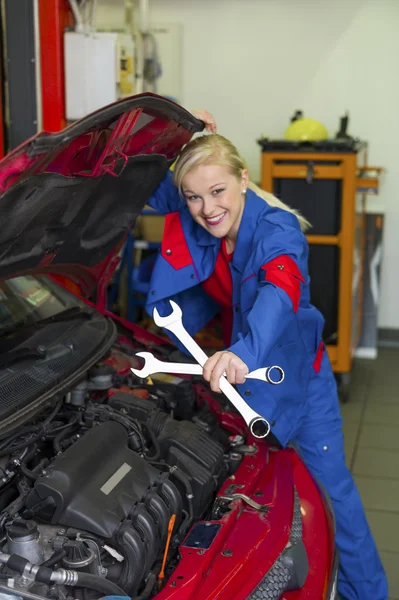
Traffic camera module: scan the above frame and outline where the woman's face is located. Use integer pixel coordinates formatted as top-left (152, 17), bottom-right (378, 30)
top-left (182, 164), bottom-right (249, 241)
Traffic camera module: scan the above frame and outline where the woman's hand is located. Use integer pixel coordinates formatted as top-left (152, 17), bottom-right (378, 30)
top-left (203, 351), bottom-right (249, 393)
top-left (190, 109), bottom-right (217, 133)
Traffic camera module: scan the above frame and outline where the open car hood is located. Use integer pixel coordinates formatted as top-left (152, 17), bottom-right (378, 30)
top-left (0, 93), bottom-right (203, 296)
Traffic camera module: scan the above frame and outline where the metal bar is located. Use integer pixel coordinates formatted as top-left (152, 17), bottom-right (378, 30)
top-left (306, 235), bottom-right (340, 246)
top-left (4, 0), bottom-right (37, 148)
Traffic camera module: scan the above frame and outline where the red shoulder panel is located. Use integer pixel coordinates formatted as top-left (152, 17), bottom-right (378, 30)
top-left (261, 255), bottom-right (305, 312)
top-left (161, 212), bottom-right (193, 270)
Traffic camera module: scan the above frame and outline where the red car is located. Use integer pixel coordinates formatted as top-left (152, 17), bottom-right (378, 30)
top-left (0, 94), bottom-right (338, 600)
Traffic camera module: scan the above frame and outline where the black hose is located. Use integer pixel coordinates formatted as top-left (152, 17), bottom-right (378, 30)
top-left (53, 416), bottom-right (79, 454)
top-left (19, 444), bottom-right (40, 480)
top-left (19, 462), bottom-right (39, 481)
top-left (0, 426), bottom-right (43, 453)
top-left (76, 572), bottom-right (126, 596)
top-left (41, 549), bottom-right (66, 568)
top-left (0, 401), bottom-right (64, 458)
top-left (141, 422), bottom-right (160, 461)
top-left (0, 436), bottom-right (42, 459)
top-left (88, 406), bottom-right (146, 452)
top-left (132, 572), bottom-right (156, 600)
top-left (43, 399), bottom-right (63, 426)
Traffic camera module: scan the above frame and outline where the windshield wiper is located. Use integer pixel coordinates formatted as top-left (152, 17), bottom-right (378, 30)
top-left (35, 306), bottom-right (93, 326)
top-left (0, 318), bottom-right (32, 339)
top-left (0, 345), bottom-right (47, 369)
top-left (0, 307), bottom-right (94, 341)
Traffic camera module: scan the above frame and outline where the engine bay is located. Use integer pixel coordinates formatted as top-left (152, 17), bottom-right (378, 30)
top-left (0, 342), bottom-right (250, 600)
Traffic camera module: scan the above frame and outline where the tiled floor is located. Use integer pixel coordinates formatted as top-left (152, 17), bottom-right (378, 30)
top-left (341, 348), bottom-right (399, 599)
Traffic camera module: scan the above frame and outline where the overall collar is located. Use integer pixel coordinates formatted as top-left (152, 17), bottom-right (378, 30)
top-left (232, 189), bottom-right (267, 274)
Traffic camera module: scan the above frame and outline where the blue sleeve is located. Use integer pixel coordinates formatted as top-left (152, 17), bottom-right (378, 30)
top-left (147, 170), bottom-right (183, 215)
top-left (228, 225), bottom-right (308, 372)
top-left (228, 286), bottom-right (296, 372)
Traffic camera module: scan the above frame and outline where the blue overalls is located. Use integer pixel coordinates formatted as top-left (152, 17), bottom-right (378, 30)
top-left (145, 172), bottom-right (388, 600)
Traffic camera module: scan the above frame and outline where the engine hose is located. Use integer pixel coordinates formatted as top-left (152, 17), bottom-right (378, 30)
top-left (132, 571), bottom-right (156, 600)
top-left (141, 422), bottom-right (160, 460)
top-left (43, 399), bottom-right (63, 426)
top-left (41, 549), bottom-right (66, 568)
top-left (2, 553), bottom-right (127, 598)
top-left (0, 425), bottom-right (40, 449)
top-left (75, 572), bottom-right (126, 596)
top-left (19, 461), bottom-right (40, 481)
top-left (0, 402), bottom-right (65, 458)
top-left (0, 426), bottom-right (44, 456)
top-left (87, 407), bottom-right (146, 450)
top-left (18, 445), bottom-right (41, 480)
top-left (53, 418), bottom-right (79, 454)
top-left (113, 414), bottom-right (146, 451)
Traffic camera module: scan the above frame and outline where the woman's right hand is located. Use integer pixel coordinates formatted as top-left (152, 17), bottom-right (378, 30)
top-left (190, 110), bottom-right (217, 133)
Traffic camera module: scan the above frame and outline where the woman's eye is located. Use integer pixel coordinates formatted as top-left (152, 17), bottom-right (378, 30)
top-left (212, 188), bottom-right (224, 196)
top-left (186, 195), bottom-right (199, 202)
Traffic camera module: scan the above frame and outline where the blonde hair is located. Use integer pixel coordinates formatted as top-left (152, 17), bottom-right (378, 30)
top-left (173, 134), bottom-right (311, 232)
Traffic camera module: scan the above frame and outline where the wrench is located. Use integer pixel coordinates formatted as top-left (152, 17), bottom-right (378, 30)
top-left (131, 351), bottom-right (285, 384)
top-left (152, 300), bottom-right (271, 439)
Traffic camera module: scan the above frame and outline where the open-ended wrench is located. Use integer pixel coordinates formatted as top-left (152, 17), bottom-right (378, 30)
top-left (151, 300), bottom-right (271, 439)
top-left (131, 351), bottom-right (285, 384)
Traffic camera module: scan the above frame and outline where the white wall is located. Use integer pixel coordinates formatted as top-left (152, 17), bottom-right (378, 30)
top-left (97, 0), bottom-right (399, 329)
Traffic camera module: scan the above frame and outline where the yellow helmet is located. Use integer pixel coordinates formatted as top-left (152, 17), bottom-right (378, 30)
top-left (284, 111), bottom-right (328, 142)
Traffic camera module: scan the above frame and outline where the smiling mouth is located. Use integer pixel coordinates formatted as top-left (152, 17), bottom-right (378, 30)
top-left (204, 212), bottom-right (227, 226)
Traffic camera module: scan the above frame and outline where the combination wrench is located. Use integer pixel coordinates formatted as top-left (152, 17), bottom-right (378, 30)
top-left (131, 351), bottom-right (284, 384)
top-left (145, 300), bottom-right (273, 439)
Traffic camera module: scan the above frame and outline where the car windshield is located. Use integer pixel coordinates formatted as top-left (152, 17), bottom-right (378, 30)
top-left (0, 275), bottom-right (86, 335)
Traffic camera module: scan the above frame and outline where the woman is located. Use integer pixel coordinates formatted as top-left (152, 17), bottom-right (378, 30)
top-left (145, 111), bottom-right (388, 600)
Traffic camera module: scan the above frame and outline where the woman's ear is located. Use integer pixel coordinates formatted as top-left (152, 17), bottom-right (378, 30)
top-left (241, 169), bottom-right (249, 193)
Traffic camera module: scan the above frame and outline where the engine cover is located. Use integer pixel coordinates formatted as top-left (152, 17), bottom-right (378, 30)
top-left (109, 393), bottom-right (227, 517)
top-left (26, 421), bottom-right (182, 539)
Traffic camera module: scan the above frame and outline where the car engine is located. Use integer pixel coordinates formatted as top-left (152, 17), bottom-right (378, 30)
top-left (0, 351), bottom-right (235, 600)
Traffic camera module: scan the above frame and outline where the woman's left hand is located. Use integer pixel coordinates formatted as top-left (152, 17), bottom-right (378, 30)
top-left (203, 351), bottom-right (249, 393)
top-left (190, 109), bottom-right (217, 133)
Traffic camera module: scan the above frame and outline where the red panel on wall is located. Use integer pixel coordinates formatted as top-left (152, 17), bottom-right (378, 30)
top-left (39, 0), bottom-right (74, 132)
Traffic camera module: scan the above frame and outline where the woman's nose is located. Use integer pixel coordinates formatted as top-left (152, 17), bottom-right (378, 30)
top-left (202, 197), bottom-right (215, 216)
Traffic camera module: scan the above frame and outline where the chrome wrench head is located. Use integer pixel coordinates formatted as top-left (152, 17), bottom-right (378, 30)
top-left (248, 417), bottom-right (271, 439)
top-left (131, 352), bottom-right (160, 379)
top-left (153, 300), bottom-right (183, 330)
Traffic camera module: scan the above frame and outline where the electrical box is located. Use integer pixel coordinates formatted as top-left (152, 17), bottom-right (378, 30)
top-left (64, 32), bottom-right (134, 121)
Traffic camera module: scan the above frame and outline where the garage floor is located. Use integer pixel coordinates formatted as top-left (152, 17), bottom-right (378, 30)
top-left (341, 347), bottom-right (399, 599)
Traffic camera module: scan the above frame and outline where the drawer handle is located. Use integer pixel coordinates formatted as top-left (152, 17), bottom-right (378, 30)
top-left (298, 162), bottom-right (315, 183)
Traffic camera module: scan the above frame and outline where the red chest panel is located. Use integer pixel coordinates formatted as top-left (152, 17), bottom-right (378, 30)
top-left (161, 212), bottom-right (193, 270)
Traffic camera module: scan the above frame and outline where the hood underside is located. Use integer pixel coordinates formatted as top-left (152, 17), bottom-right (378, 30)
top-left (0, 94), bottom-right (203, 295)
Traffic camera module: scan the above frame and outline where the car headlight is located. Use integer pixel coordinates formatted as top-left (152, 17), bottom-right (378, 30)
top-left (246, 488), bottom-right (308, 600)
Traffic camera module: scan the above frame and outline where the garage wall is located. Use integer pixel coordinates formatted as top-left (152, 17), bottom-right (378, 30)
top-left (96, 0), bottom-right (399, 330)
